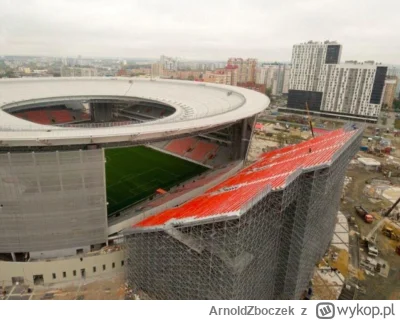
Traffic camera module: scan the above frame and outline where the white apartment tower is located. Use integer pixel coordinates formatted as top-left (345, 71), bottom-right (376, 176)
top-left (160, 55), bottom-right (178, 71)
top-left (257, 64), bottom-right (291, 96)
top-left (318, 61), bottom-right (386, 117)
top-left (289, 41), bottom-right (342, 92)
top-left (288, 41), bottom-right (387, 119)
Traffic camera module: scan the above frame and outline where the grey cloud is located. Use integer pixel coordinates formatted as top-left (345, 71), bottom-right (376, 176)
top-left (0, 0), bottom-right (399, 63)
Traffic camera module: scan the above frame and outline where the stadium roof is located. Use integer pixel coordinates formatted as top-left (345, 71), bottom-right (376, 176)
top-left (0, 77), bottom-right (269, 147)
top-left (133, 127), bottom-right (360, 229)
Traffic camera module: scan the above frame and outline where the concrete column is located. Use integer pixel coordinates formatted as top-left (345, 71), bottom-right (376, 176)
top-left (240, 118), bottom-right (248, 159)
top-left (11, 252), bottom-right (16, 262)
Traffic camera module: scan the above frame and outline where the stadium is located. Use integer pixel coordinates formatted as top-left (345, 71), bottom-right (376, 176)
top-left (0, 77), bottom-right (362, 299)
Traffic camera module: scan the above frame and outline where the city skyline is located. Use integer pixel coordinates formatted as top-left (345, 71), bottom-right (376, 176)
top-left (1, 0), bottom-right (400, 64)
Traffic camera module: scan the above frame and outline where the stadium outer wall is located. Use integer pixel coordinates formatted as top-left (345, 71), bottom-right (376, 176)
top-left (0, 149), bottom-right (108, 257)
top-left (123, 126), bottom-right (363, 300)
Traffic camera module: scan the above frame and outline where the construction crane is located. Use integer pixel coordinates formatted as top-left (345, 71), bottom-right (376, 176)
top-left (365, 196), bottom-right (400, 241)
top-left (305, 102), bottom-right (315, 138)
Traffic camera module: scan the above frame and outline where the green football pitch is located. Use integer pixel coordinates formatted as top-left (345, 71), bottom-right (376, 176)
top-left (105, 146), bottom-right (208, 215)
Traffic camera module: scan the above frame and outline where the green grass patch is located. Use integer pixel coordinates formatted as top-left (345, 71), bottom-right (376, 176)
top-left (105, 146), bottom-right (207, 215)
top-left (395, 119), bottom-right (400, 130)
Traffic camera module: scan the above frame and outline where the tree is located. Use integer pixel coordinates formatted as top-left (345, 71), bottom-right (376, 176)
top-left (276, 132), bottom-right (285, 147)
top-left (287, 134), bottom-right (300, 145)
top-left (5, 71), bottom-right (17, 78)
top-left (265, 87), bottom-right (272, 97)
top-left (393, 99), bottom-right (400, 111)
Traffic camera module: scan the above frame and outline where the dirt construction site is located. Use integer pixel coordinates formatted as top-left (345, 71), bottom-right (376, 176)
top-left (340, 156), bottom-right (400, 300)
top-left (1, 273), bottom-right (126, 300)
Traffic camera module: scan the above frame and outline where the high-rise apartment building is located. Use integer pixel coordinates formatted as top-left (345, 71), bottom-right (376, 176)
top-left (151, 62), bottom-right (163, 77)
top-left (383, 76), bottom-right (398, 109)
top-left (289, 41), bottom-right (342, 92)
top-left (255, 66), bottom-right (268, 85)
top-left (282, 66), bottom-right (291, 94)
top-left (160, 55), bottom-right (178, 71)
top-left (318, 61), bottom-right (387, 117)
top-left (288, 41), bottom-right (387, 119)
top-left (256, 64), bottom-right (291, 96)
top-left (227, 58), bottom-right (257, 83)
top-left (387, 67), bottom-right (400, 98)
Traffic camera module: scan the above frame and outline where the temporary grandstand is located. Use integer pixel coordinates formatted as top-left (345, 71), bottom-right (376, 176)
top-left (124, 125), bottom-right (363, 299)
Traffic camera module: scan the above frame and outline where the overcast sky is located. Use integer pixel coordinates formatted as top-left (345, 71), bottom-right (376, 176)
top-left (1, 0), bottom-right (399, 64)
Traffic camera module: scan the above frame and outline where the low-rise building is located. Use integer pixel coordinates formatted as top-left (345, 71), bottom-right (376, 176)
top-left (202, 66), bottom-right (238, 86)
top-left (61, 67), bottom-right (97, 77)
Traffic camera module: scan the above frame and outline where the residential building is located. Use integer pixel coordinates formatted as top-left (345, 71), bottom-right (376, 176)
top-left (317, 61), bottom-right (387, 117)
top-left (202, 66), bottom-right (238, 86)
top-left (282, 66), bottom-right (291, 94)
top-left (160, 55), bottom-right (178, 71)
top-left (289, 41), bottom-right (342, 92)
top-left (387, 67), bottom-right (400, 99)
top-left (162, 70), bottom-right (203, 80)
top-left (203, 66), bottom-right (238, 86)
top-left (33, 69), bottom-right (48, 75)
top-left (255, 66), bottom-right (268, 85)
top-left (288, 41), bottom-right (387, 119)
top-left (383, 76), bottom-right (398, 109)
top-left (256, 64), bottom-right (291, 96)
top-left (227, 58), bottom-right (257, 83)
top-left (225, 65), bottom-right (238, 86)
top-left (60, 67), bottom-right (97, 77)
top-left (117, 69), bottom-right (128, 77)
top-left (151, 62), bottom-right (163, 77)
top-left (237, 82), bottom-right (265, 94)
top-left (18, 67), bottom-right (31, 74)
top-left (202, 70), bottom-right (227, 85)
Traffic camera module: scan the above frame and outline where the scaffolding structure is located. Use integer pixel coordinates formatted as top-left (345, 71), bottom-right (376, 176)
top-left (124, 126), bottom-right (363, 299)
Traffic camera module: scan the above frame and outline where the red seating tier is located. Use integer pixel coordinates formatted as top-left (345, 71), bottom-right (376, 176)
top-left (14, 109), bottom-right (89, 125)
top-left (50, 110), bottom-right (74, 123)
top-left (165, 138), bottom-right (197, 156)
top-left (136, 181), bottom-right (268, 227)
top-left (134, 128), bottom-right (358, 228)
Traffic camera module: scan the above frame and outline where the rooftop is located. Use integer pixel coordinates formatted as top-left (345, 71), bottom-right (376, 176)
top-left (358, 157), bottom-right (381, 166)
top-left (0, 77), bottom-right (269, 147)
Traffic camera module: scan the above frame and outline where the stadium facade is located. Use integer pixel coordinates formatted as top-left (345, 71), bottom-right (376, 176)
top-left (124, 126), bottom-right (362, 299)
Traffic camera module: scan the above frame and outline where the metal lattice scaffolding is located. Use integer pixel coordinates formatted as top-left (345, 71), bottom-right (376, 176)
top-left (124, 126), bottom-right (363, 299)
